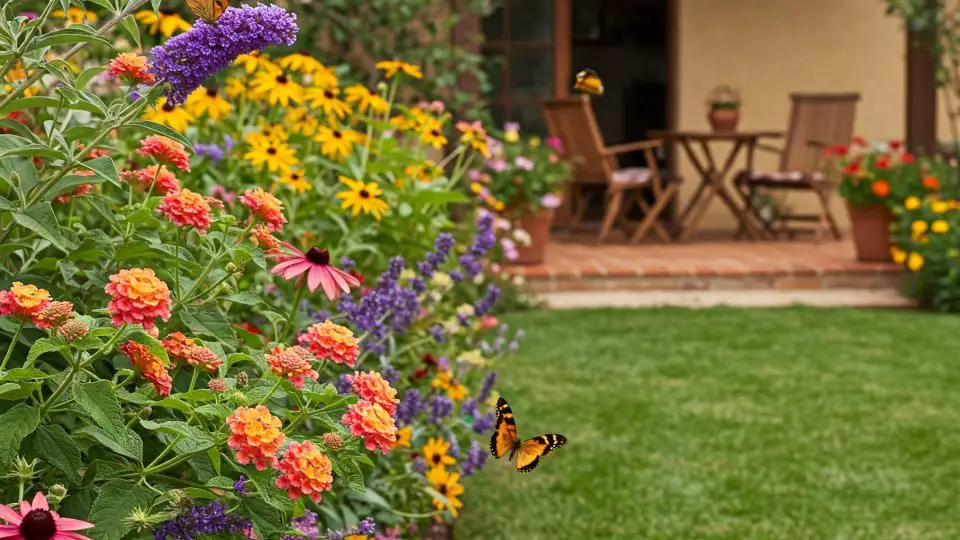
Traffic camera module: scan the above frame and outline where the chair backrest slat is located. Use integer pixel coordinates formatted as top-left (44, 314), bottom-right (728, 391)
top-left (780, 93), bottom-right (860, 173)
top-left (543, 95), bottom-right (615, 184)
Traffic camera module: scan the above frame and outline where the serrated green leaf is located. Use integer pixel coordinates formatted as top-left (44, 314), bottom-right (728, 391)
top-left (32, 424), bottom-right (82, 485)
top-left (75, 425), bottom-right (142, 461)
top-left (87, 480), bottom-right (155, 540)
top-left (25, 337), bottom-right (68, 365)
top-left (72, 380), bottom-right (143, 461)
top-left (0, 367), bottom-right (48, 382)
top-left (12, 202), bottom-right (75, 253)
top-left (242, 497), bottom-right (283, 539)
top-left (139, 420), bottom-right (214, 454)
top-left (182, 303), bottom-right (237, 344)
top-left (205, 476), bottom-right (236, 490)
top-left (0, 404), bottom-right (40, 473)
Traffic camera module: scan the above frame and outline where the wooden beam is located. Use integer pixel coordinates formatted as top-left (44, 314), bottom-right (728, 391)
top-left (554, 0), bottom-right (571, 98)
top-left (905, 4), bottom-right (938, 154)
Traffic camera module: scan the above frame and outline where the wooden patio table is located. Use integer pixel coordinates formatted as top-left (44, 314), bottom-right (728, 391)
top-left (650, 130), bottom-right (782, 241)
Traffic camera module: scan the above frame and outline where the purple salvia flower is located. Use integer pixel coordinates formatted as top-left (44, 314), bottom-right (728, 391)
top-left (340, 256), bottom-right (356, 270)
top-left (150, 4), bottom-right (299, 105)
top-left (396, 389), bottom-right (423, 426)
top-left (479, 371), bottom-right (497, 402)
top-left (291, 510), bottom-right (319, 538)
top-left (233, 475), bottom-right (248, 496)
top-left (381, 364), bottom-right (400, 385)
top-left (194, 142), bottom-right (225, 163)
top-left (461, 440), bottom-right (488, 477)
top-left (153, 501), bottom-right (252, 539)
top-left (429, 395), bottom-right (453, 425)
top-left (474, 284), bottom-right (501, 316)
top-left (358, 517), bottom-right (377, 535)
top-left (447, 434), bottom-right (460, 458)
top-left (462, 398), bottom-right (478, 419)
top-left (473, 413), bottom-right (495, 434)
top-left (336, 374), bottom-right (353, 394)
top-left (429, 324), bottom-right (445, 344)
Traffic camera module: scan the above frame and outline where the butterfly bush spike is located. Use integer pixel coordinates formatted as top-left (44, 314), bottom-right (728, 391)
top-left (150, 4), bottom-right (298, 105)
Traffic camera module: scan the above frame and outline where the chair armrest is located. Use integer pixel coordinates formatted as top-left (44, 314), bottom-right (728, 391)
top-left (805, 139), bottom-right (829, 149)
top-left (756, 144), bottom-right (783, 154)
top-left (602, 139), bottom-right (662, 156)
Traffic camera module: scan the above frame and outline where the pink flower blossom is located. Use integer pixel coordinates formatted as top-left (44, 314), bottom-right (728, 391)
top-left (0, 491), bottom-right (94, 540)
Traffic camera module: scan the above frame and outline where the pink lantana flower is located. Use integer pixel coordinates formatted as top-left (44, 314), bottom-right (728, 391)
top-left (0, 491), bottom-right (94, 540)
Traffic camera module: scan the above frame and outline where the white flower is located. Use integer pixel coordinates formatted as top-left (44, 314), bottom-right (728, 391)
top-left (473, 273), bottom-right (485, 285)
top-left (431, 272), bottom-right (453, 290)
top-left (494, 218), bottom-right (511, 231)
top-left (513, 229), bottom-right (532, 247)
top-left (459, 349), bottom-right (487, 366)
top-left (400, 268), bottom-right (416, 281)
top-left (457, 304), bottom-right (475, 317)
top-left (512, 275), bottom-right (526, 286)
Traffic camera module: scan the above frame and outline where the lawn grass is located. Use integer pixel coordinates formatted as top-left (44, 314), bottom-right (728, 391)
top-left (455, 307), bottom-right (960, 540)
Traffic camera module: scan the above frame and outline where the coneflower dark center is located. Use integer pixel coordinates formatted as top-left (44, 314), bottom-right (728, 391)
top-left (306, 247), bottom-right (330, 265)
top-left (20, 509), bottom-right (56, 540)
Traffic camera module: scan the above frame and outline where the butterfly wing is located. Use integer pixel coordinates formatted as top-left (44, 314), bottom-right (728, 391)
top-left (489, 396), bottom-right (518, 459)
top-left (573, 69), bottom-right (604, 96)
top-left (185, 0), bottom-right (230, 24)
top-left (514, 433), bottom-right (567, 473)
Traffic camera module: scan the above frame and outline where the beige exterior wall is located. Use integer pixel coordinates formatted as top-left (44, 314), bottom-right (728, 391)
top-left (676, 0), bottom-right (908, 231)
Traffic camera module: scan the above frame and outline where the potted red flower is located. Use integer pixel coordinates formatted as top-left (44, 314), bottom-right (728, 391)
top-left (833, 138), bottom-right (919, 262)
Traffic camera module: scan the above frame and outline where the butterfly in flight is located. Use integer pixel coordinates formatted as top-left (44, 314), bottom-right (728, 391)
top-left (489, 396), bottom-right (566, 473)
top-left (185, 0), bottom-right (230, 24)
top-left (573, 68), bottom-right (604, 96)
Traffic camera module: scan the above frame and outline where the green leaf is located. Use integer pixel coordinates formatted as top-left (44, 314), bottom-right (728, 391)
top-left (29, 27), bottom-right (113, 50)
top-left (139, 420), bottom-right (214, 455)
top-left (245, 467), bottom-right (290, 511)
top-left (87, 480), bottom-right (155, 540)
top-left (119, 14), bottom-right (141, 49)
top-left (343, 458), bottom-right (365, 493)
top-left (26, 336), bottom-right (68, 365)
top-left (408, 189), bottom-right (469, 205)
top-left (223, 292), bottom-right (263, 306)
top-left (0, 96), bottom-right (59, 117)
top-left (0, 143), bottom-right (68, 161)
top-left (127, 120), bottom-right (192, 148)
top-left (72, 380), bottom-right (143, 461)
top-left (0, 367), bottom-right (48, 382)
top-left (205, 476), bottom-right (236, 490)
top-left (80, 156), bottom-right (121, 187)
top-left (12, 202), bottom-right (75, 253)
top-left (242, 497), bottom-right (283, 539)
top-left (76, 66), bottom-right (107, 90)
top-left (0, 404), bottom-right (40, 472)
top-left (120, 327), bottom-right (169, 364)
top-left (32, 425), bottom-right (82, 485)
top-left (182, 303), bottom-right (237, 343)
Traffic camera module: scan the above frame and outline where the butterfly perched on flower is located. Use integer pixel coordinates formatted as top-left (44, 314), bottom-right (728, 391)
top-left (185, 0), bottom-right (230, 24)
top-left (573, 68), bottom-right (604, 96)
top-left (489, 396), bottom-right (566, 473)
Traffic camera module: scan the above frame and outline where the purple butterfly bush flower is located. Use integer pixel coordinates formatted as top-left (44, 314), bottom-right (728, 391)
top-left (233, 475), bottom-right (248, 496)
top-left (429, 395), bottom-right (453, 425)
top-left (335, 373), bottom-right (353, 394)
top-left (479, 371), bottom-right (497, 402)
top-left (473, 413), bottom-right (495, 434)
top-left (150, 4), bottom-right (299, 105)
top-left (194, 142), bottom-right (224, 163)
top-left (396, 389), bottom-right (424, 426)
top-left (153, 501), bottom-right (252, 540)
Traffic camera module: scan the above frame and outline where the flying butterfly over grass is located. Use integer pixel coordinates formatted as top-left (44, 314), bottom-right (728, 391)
top-left (185, 0), bottom-right (230, 24)
top-left (573, 68), bottom-right (604, 96)
top-left (489, 396), bottom-right (567, 473)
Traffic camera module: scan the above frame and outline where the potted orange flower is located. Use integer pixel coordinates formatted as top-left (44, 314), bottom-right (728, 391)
top-left (833, 138), bottom-right (919, 261)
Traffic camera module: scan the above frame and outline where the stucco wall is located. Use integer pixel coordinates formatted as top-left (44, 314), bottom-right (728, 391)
top-left (676, 0), bottom-right (907, 231)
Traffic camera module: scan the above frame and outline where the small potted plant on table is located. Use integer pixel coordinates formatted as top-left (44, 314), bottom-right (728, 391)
top-left (707, 84), bottom-right (741, 132)
top-left (467, 122), bottom-right (571, 265)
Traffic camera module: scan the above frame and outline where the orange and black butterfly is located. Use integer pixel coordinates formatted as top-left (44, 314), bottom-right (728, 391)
top-left (489, 396), bottom-right (566, 473)
top-left (185, 0), bottom-right (230, 24)
top-left (573, 68), bottom-right (604, 96)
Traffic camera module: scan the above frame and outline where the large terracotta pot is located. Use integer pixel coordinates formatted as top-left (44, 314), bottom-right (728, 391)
top-left (513, 206), bottom-right (555, 265)
top-left (846, 202), bottom-right (893, 262)
top-left (708, 108), bottom-right (740, 132)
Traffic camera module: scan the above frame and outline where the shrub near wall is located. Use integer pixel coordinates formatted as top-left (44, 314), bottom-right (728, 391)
top-left (0, 2), bottom-right (516, 538)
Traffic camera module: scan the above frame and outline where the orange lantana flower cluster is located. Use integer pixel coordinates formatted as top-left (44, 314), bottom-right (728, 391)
top-left (119, 341), bottom-right (173, 396)
top-left (249, 224), bottom-right (281, 252)
top-left (266, 345), bottom-right (318, 389)
top-left (161, 332), bottom-right (223, 373)
top-left (240, 187), bottom-right (287, 232)
top-left (104, 268), bottom-right (172, 331)
top-left (297, 320), bottom-right (359, 367)
top-left (341, 399), bottom-right (397, 454)
top-left (227, 405), bottom-right (286, 470)
top-left (122, 165), bottom-right (181, 194)
top-left (0, 283), bottom-right (80, 336)
top-left (349, 370), bottom-right (399, 415)
top-left (108, 52), bottom-right (155, 85)
top-left (157, 188), bottom-right (213, 234)
top-left (138, 135), bottom-right (191, 172)
top-left (274, 440), bottom-right (334, 503)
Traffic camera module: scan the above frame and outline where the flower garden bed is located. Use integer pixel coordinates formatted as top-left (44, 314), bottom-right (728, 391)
top-left (0, 2), bottom-right (526, 538)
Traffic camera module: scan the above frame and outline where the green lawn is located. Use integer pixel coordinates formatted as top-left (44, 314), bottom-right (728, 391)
top-left (456, 307), bottom-right (960, 540)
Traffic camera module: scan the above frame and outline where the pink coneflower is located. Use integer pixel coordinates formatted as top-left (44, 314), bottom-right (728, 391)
top-left (487, 159), bottom-right (507, 172)
top-left (0, 491), bottom-right (93, 540)
top-left (270, 243), bottom-right (360, 300)
top-left (514, 156), bottom-right (534, 171)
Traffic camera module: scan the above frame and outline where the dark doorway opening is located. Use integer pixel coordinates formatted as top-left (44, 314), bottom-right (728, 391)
top-left (571, 0), bottom-right (671, 222)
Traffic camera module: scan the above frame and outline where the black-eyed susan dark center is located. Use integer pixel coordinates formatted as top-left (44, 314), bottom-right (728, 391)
top-left (162, 102), bottom-right (175, 112)
top-left (324, 90), bottom-right (334, 99)
top-left (305, 247), bottom-right (330, 265)
top-left (20, 509), bottom-right (56, 540)
top-left (159, 6), bottom-right (177, 15)
top-left (267, 147), bottom-right (277, 156)
top-left (332, 130), bottom-right (343, 139)
top-left (276, 74), bottom-right (289, 84)
top-left (359, 190), bottom-right (371, 199)
top-left (438, 484), bottom-right (448, 496)
top-left (431, 454), bottom-right (442, 466)
top-left (206, 87), bottom-right (218, 97)
top-left (430, 129), bottom-right (441, 137)
top-left (291, 174), bottom-right (300, 181)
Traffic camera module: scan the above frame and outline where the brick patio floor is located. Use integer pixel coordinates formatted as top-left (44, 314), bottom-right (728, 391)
top-left (504, 233), bottom-right (904, 293)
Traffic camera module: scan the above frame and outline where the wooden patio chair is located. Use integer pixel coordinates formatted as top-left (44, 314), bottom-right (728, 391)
top-left (543, 95), bottom-right (681, 244)
top-left (734, 93), bottom-right (860, 241)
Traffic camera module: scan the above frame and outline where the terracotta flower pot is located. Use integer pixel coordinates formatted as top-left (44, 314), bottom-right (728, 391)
top-left (846, 202), bottom-right (893, 262)
top-left (513, 206), bottom-right (555, 265)
top-left (708, 108), bottom-right (740, 132)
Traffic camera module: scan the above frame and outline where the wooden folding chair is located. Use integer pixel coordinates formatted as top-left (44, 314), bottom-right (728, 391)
top-left (735, 93), bottom-right (860, 241)
top-left (543, 95), bottom-right (682, 244)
